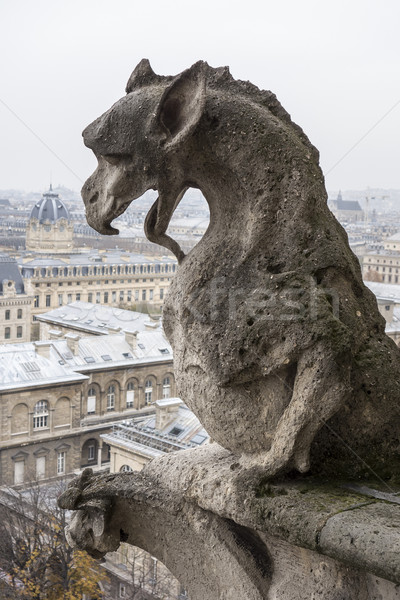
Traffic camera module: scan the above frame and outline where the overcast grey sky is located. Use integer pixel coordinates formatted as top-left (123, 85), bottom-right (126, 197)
top-left (1, 0), bottom-right (399, 195)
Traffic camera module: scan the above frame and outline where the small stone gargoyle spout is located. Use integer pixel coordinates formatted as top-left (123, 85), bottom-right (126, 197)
top-left (58, 469), bottom-right (120, 558)
top-left (78, 59), bottom-right (400, 481)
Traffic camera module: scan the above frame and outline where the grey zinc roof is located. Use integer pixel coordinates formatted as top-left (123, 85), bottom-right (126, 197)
top-left (364, 281), bottom-right (400, 304)
top-left (36, 302), bottom-right (161, 335)
top-left (0, 328), bottom-right (171, 391)
top-left (385, 231), bottom-right (400, 242)
top-left (102, 401), bottom-right (209, 458)
top-left (19, 250), bottom-right (176, 269)
top-left (0, 253), bottom-right (25, 295)
top-left (48, 330), bottom-right (172, 372)
top-left (0, 343), bottom-right (88, 391)
top-left (29, 189), bottom-right (70, 223)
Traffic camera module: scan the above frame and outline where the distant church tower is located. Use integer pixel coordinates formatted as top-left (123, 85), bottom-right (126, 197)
top-left (26, 186), bottom-right (74, 253)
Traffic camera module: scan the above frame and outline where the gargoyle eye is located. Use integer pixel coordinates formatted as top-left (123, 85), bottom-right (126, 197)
top-left (103, 154), bottom-right (130, 166)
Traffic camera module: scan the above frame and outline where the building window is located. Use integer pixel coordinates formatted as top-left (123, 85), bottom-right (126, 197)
top-left (107, 385), bottom-right (115, 410)
top-left (14, 461), bottom-right (25, 485)
top-left (5, 310), bottom-right (10, 320)
top-left (16, 326), bottom-right (22, 339)
top-left (126, 382), bottom-right (135, 407)
top-left (145, 380), bottom-right (153, 404)
top-left (119, 291), bottom-right (124, 302)
top-left (57, 451), bottom-right (66, 475)
top-left (96, 292), bottom-right (101, 303)
top-left (58, 294), bottom-right (63, 306)
top-left (160, 288), bottom-right (164, 300)
top-left (33, 400), bottom-right (49, 429)
top-left (17, 308), bottom-right (23, 319)
top-left (67, 294), bottom-right (72, 303)
top-left (45, 294), bottom-right (51, 307)
top-left (127, 290), bottom-right (132, 302)
top-left (88, 293), bottom-right (93, 303)
top-left (104, 292), bottom-right (109, 303)
top-left (120, 464), bottom-right (133, 473)
top-left (119, 583), bottom-right (126, 598)
top-left (135, 290), bottom-right (139, 301)
top-left (142, 290), bottom-right (146, 301)
top-left (76, 293), bottom-right (81, 301)
top-left (112, 291), bottom-right (116, 302)
top-left (36, 456), bottom-right (46, 480)
top-left (5, 327), bottom-right (10, 339)
top-left (149, 289), bottom-right (154, 300)
top-left (162, 377), bottom-right (171, 399)
top-left (87, 388), bottom-right (96, 414)
top-left (88, 445), bottom-right (95, 461)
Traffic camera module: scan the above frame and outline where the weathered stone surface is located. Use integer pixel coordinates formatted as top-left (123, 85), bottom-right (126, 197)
top-left (81, 59), bottom-right (400, 480)
top-left (61, 61), bottom-right (400, 599)
top-left (319, 502), bottom-right (400, 583)
top-left (58, 468), bottom-right (400, 597)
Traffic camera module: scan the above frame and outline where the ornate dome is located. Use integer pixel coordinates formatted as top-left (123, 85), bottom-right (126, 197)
top-left (30, 186), bottom-right (70, 223)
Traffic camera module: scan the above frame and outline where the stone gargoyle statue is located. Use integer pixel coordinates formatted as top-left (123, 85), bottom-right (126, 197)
top-left (79, 59), bottom-right (400, 480)
top-left (59, 60), bottom-right (400, 600)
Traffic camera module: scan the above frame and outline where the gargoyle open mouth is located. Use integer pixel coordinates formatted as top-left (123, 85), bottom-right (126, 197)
top-left (144, 194), bottom-right (186, 264)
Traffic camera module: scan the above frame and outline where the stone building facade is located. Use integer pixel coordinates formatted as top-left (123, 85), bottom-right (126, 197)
top-left (19, 249), bottom-right (176, 318)
top-left (0, 253), bottom-right (33, 344)
top-left (25, 186), bottom-right (74, 254)
top-left (0, 329), bottom-right (175, 487)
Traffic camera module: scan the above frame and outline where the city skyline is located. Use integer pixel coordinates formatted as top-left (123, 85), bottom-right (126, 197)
top-left (1, 0), bottom-right (400, 193)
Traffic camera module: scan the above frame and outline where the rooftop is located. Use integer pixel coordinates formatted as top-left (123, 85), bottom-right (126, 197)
top-left (102, 401), bottom-right (209, 458)
top-left (0, 252), bottom-right (25, 295)
top-left (0, 329), bottom-right (172, 391)
top-left (36, 301), bottom-right (161, 336)
top-left (29, 186), bottom-right (70, 223)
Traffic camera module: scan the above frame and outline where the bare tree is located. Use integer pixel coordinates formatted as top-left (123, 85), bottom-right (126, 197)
top-left (0, 479), bottom-right (106, 599)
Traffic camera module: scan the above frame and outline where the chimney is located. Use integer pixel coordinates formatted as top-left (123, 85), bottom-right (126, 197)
top-left (65, 332), bottom-right (80, 355)
top-left (34, 341), bottom-right (52, 359)
top-left (106, 325), bottom-right (121, 334)
top-left (155, 398), bottom-right (183, 430)
top-left (124, 330), bottom-right (138, 350)
top-left (49, 329), bottom-right (63, 340)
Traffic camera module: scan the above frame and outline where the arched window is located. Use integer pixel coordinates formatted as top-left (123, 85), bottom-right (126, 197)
top-left (107, 385), bottom-right (115, 411)
top-left (145, 379), bottom-right (153, 404)
top-left (126, 381), bottom-right (135, 408)
top-left (33, 400), bottom-right (49, 429)
top-left (87, 387), bottom-right (96, 414)
top-left (162, 376), bottom-right (171, 399)
top-left (120, 464), bottom-right (133, 472)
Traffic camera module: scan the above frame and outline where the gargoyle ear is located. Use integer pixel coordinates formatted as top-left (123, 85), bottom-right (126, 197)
top-left (156, 61), bottom-right (206, 150)
top-left (126, 59), bottom-right (159, 93)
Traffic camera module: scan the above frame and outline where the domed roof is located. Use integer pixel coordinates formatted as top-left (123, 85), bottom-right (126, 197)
top-left (30, 186), bottom-right (70, 224)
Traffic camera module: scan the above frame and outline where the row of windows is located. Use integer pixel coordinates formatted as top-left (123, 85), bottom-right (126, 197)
top-left (4, 325), bottom-right (23, 340)
top-left (35, 288), bottom-right (164, 308)
top-left (87, 377), bottom-right (171, 414)
top-left (4, 308), bottom-right (24, 320)
top-left (25, 263), bottom-right (177, 279)
top-left (366, 265), bottom-right (399, 273)
top-left (24, 378), bottom-right (172, 430)
top-left (14, 451), bottom-right (66, 485)
top-left (367, 257), bottom-right (400, 266)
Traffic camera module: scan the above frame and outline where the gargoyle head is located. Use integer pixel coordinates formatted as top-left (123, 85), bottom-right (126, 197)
top-left (81, 59), bottom-right (206, 254)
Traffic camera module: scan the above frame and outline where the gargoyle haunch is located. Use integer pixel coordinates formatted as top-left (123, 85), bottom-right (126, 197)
top-left (81, 60), bottom-right (400, 478)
